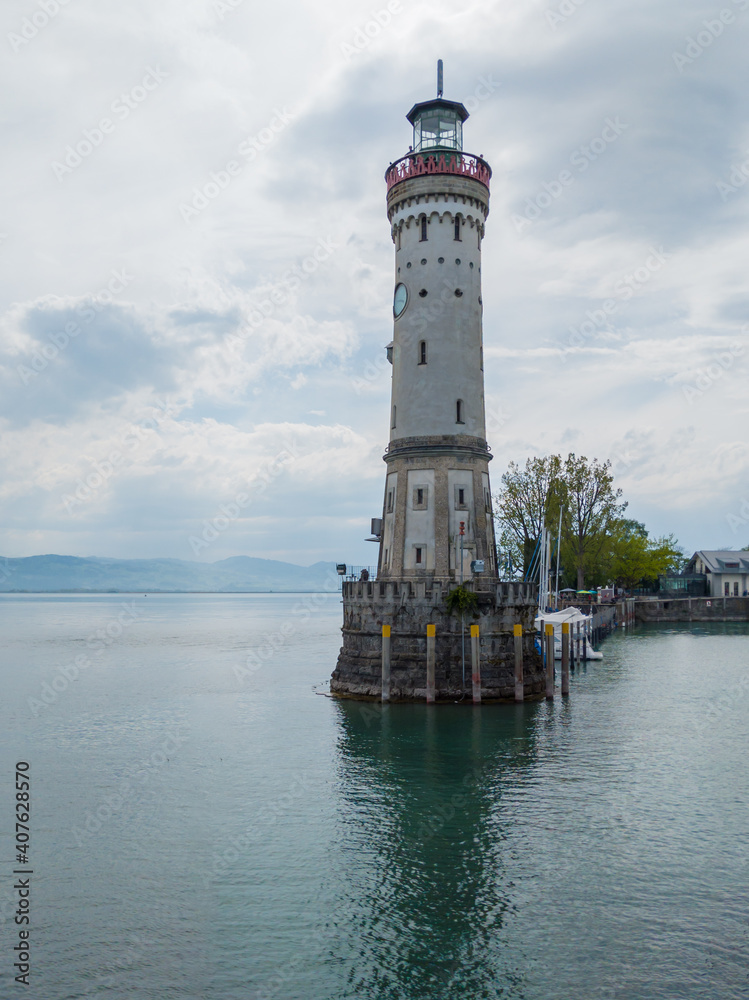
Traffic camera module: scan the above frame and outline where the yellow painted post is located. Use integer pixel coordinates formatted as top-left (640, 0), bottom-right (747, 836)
top-left (545, 623), bottom-right (554, 699)
top-left (514, 624), bottom-right (524, 702)
top-left (561, 621), bottom-right (570, 697)
top-left (381, 625), bottom-right (391, 703)
top-left (426, 624), bottom-right (436, 704)
top-left (470, 624), bottom-right (481, 704)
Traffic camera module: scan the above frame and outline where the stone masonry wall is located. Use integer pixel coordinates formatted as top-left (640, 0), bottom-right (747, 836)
top-left (635, 596), bottom-right (749, 623)
top-left (331, 580), bottom-right (544, 702)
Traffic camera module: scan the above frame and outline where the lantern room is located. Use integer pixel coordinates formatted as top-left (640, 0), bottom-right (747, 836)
top-left (406, 98), bottom-right (469, 154)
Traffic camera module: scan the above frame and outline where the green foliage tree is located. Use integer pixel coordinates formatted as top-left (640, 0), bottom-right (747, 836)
top-left (494, 454), bottom-right (682, 591)
top-left (492, 455), bottom-right (564, 575)
top-left (561, 454), bottom-right (627, 590)
top-left (604, 520), bottom-right (683, 589)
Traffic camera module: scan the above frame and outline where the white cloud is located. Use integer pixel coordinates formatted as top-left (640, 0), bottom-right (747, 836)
top-left (1, 0), bottom-right (748, 561)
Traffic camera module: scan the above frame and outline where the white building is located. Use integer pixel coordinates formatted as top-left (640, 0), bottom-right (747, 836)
top-left (685, 551), bottom-right (749, 597)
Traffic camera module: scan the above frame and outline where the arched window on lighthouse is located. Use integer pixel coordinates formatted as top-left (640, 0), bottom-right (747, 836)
top-left (418, 340), bottom-right (427, 365)
top-left (420, 216), bottom-right (427, 242)
top-left (456, 399), bottom-right (465, 424)
top-left (454, 215), bottom-right (461, 241)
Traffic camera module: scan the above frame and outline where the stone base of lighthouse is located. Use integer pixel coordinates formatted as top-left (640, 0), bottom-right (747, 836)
top-left (331, 579), bottom-right (544, 702)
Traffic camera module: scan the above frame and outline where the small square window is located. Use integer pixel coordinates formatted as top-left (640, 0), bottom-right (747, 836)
top-left (412, 485), bottom-right (429, 510)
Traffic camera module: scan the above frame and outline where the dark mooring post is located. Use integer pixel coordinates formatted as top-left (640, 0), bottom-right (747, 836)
top-left (545, 624), bottom-right (554, 699)
top-left (470, 624), bottom-right (481, 704)
top-left (381, 624), bottom-right (391, 703)
top-left (426, 624), bottom-right (436, 704)
top-left (561, 621), bottom-right (570, 697)
top-left (514, 623), bottom-right (524, 702)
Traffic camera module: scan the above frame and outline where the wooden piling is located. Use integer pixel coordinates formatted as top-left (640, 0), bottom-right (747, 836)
top-left (470, 624), bottom-right (481, 704)
top-left (381, 624), bottom-right (391, 703)
top-left (514, 624), bottom-right (524, 702)
top-left (561, 621), bottom-right (570, 697)
top-left (426, 624), bottom-right (436, 703)
top-left (545, 623), bottom-right (554, 699)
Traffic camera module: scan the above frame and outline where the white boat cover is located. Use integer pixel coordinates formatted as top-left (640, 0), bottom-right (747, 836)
top-left (534, 607), bottom-right (603, 659)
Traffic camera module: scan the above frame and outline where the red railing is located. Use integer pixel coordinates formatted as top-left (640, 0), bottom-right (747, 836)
top-left (385, 152), bottom-right (491, 192)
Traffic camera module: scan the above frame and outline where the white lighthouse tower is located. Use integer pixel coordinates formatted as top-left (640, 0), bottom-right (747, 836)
top-left (378, 65), bottom-right (496, 584)
top-left (332, 66), bottom-right (542, 702)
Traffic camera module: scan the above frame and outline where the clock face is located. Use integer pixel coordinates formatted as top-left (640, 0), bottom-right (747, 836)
top-left (393, 283), bottom-right (408, 318)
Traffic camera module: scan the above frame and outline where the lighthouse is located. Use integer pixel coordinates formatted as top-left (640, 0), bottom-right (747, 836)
top-left (332, 66), bottom-right (543, 702)
top-left (379, 67), bottom-right (495, 585)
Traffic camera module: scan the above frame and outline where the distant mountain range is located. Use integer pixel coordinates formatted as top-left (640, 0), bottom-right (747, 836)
top-left (0, 555), bottom-right (340, 593)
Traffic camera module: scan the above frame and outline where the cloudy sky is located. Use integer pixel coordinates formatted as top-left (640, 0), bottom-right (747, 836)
top-left (1, 0), bottom-right (747, 567)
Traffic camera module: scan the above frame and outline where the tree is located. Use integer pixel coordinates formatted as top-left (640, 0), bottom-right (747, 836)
top-left (492, 455), bottom-right (563, 575)
top-left (604, 520), bottom-right (683, 589)
top-left (560, 454), bottom-right (628, 589)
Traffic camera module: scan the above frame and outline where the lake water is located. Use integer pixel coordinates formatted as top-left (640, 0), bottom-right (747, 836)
top-left (1, 593), bottom-right (748, 999)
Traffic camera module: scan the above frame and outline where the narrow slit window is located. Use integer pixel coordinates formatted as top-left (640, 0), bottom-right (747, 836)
top-left (392, 404), bottom-right (397, 429)
top-left (420, 216), bottom-right (427, 241)
top-left (458, 488), bottom-right (465, 506)
top-left (418, 340), bottom-right (427, 364)
top-left (456, 399), bottom-right (464, 424)
top-left (416, 488), bottom-right (424, 505)
top-left (415, 547), bottom-right (423, 565)
top-left (454, 216), bottom-right (461, 241)
top-left (387, 490), bottom-right (394, 513)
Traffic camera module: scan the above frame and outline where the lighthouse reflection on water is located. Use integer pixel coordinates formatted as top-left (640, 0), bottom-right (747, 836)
top-left (325, 698), bottom-right (544, 995)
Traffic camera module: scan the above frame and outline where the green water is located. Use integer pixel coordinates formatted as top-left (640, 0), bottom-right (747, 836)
top-left (1, 596), bottom-right (747, 998)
